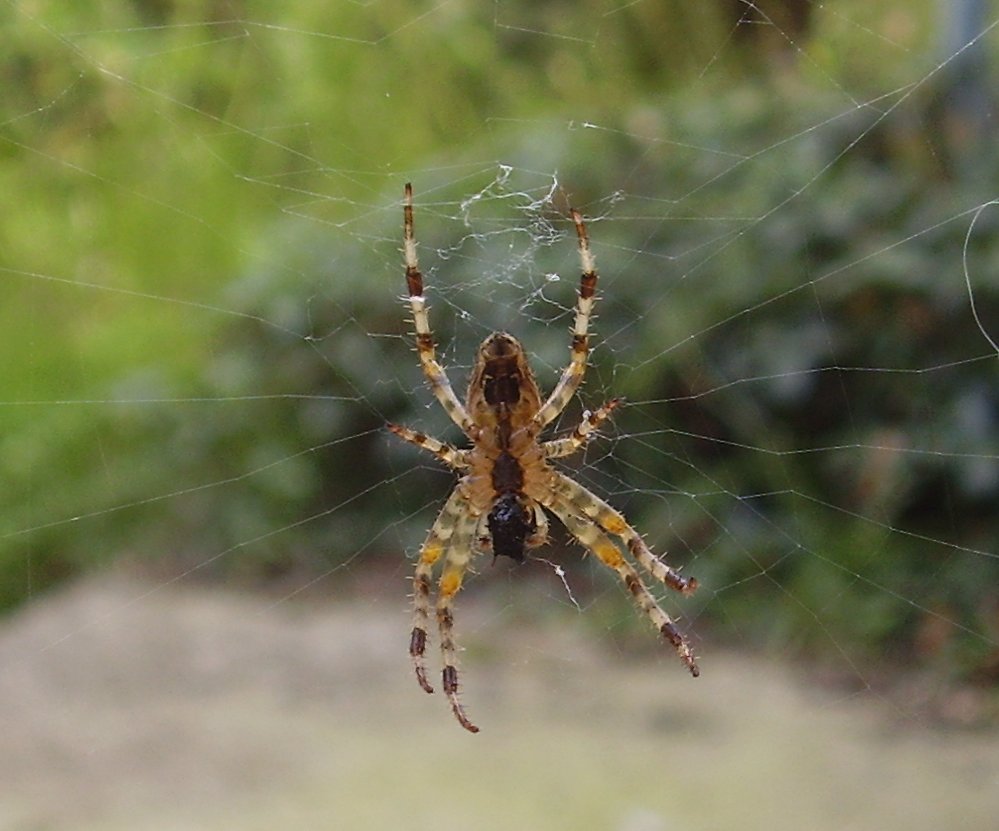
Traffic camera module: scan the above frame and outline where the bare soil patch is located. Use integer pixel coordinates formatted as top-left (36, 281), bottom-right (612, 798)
top-left (1, 574), bottom-right (996, 830)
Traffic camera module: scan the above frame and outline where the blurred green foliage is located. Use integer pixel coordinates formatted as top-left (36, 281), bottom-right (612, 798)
top-left (2, 2), bottom-right (996, 684)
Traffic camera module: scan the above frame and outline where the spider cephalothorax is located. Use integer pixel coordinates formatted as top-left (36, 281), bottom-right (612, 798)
top-left (388, 184), bottom-right (699, 733)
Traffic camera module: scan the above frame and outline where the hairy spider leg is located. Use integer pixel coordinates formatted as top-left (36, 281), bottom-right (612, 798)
top-left (534, 208), bottom-right (600, 429)
top-left (552, 471), bottom-right (699, 599)
top-left (403, 184), bottom-right (477, 438)
top-left (542, 397), bottom-right (623, 460)
top-left (386, 422), bottom-right (469, 470)
top-left (548, 496), bottom-right (699, 677)
top-left (409, 487), bottom-right (473, 694)
top-left (434, 506), bottom-right (483, 733)
top-left (529, 503), bottom-right (550, 548)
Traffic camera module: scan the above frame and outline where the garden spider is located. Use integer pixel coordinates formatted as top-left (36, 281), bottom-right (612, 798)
top-left (388, 184), bottom-right (699, 733)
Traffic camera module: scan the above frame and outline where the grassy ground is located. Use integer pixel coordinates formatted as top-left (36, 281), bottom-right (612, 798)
top-left (0, 574), bottom-right (996, 831)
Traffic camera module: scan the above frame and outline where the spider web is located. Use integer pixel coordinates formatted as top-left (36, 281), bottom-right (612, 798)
top-left (1, 2), bottom-right (997, 828)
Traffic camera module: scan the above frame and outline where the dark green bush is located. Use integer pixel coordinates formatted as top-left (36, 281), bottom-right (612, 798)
top-left (42, 83), bottom-right (988, 681)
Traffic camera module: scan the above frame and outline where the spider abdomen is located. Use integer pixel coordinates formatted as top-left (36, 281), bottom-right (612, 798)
top-left (467, 333), bottom-right (543, 428)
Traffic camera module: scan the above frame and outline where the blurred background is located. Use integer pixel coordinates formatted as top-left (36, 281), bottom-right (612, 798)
top-left (1, 1), bottom-right (997, 829)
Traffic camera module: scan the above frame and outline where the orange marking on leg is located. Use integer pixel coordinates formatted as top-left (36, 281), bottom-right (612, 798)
top-left (421, 543), bottom-right (444, 565)
top-left (440, 568), bottom-right (463, 597)
top-left (593, 540), bottom-right (624, 568)
top-left (602, 514), bottom-right (627, 534)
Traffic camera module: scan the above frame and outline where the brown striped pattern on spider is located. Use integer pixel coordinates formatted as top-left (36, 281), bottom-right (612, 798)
top-left (387, 184), bottom-right (699, 733)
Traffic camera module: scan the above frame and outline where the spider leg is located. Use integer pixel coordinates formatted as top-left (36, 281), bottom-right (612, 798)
top-left (409, 486), bottom-right (472, 694)
top-left (542, 397), bottom-right (622, 460)
top-left (403, 184), bottom-right (477, 437)
top-left (528, 503), bottom-right (549, 548)
top-left (534, 208), bottom-right (599, 429)
top-left (387, 422), bottom-right (469, 470)
top-left (551, 471), bottom-right (698, 597)
top-left (434, 507), bottom-right (482, 733)
top-left (547, 495), bottom-right (699, 676)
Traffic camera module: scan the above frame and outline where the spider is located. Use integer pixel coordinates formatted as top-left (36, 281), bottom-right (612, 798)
top-left (388, 184), bottom-right (699, 733)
